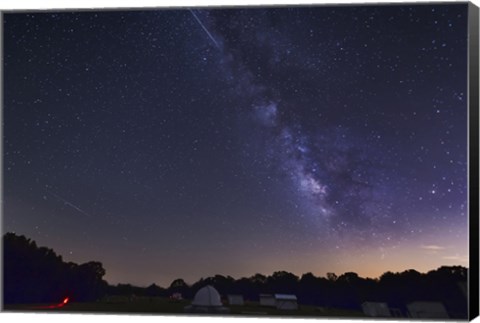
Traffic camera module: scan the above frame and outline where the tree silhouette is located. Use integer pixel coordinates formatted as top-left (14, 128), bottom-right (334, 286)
top-left (3, 232), bottom-right (107, 304)
top-left (327, 272), bottom-right (338, 281)
top-left (3, 232), bottom-right (469, 319)
top-left (267, 271), bottom-right (299, 294)
top-left (145, 283), bottom-right (166, 297)
top-left (168, 278), bottom-right (190, 298)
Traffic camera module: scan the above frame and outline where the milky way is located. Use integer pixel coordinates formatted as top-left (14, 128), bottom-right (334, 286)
top-left (189, 8), bottom-right (452, 244)
top-left (3, 4), bottom-right (469, 285)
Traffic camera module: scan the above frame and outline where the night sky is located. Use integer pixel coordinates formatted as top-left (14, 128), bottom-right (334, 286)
top-left (3, 3), bottom-right (469, 287)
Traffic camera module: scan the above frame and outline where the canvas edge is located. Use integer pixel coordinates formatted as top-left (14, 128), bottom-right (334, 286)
top-left (0, 8), bottom-right (5, 314)
top-left (468, 1), bottom-right (480, 321)
top-left (0, 2), bottom-right (476, 322)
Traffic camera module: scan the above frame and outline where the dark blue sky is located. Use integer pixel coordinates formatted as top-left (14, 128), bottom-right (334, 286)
top-left (4, 3), bottom-right (469, 286)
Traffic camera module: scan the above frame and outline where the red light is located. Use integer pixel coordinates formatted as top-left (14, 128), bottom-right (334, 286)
top-left (31, 296), bottom-right (70, 310)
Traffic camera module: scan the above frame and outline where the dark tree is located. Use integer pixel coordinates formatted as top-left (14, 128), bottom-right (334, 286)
top-left (3, 232), bottom-right (107, 304)
top-left (327, 272), bottom-right (338, 282)
top-left (145, 283), bottom-right (166, 297)
top-left (167, 278), bottom-right (191, 298)
top-left (266, 271), bottom-right (299, 294)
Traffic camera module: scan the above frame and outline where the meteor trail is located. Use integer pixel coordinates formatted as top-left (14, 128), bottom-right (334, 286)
top-left (46, 189), bottom-right (92, 217)
top-left (189, 9), bottom-right (220, 50)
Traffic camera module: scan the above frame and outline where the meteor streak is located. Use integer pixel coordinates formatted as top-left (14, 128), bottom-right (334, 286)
top-left (46, 189), bottom-right (92, 217)
top-left (189, 9), bottom-right (220, 50)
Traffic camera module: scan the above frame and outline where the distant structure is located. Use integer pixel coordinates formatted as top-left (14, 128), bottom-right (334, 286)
top-left (275, 294), bottom-right (298, 310)
top-left (184, 285), bottom-right (229, 313)
top-left (227, 294), bottom-right (244, 306)
top-left (170, 293), bottom-right (183, 301)
top-left (361, 302), bottom-right (392, 317)
top-left (259, 294), bottom-right (276, 307)
top-left (407, 301), bottom-right (449, 318)
top-left (458, 281), bottom-right (468, 299)
top-left (390, 308), bottom-right (403, 317)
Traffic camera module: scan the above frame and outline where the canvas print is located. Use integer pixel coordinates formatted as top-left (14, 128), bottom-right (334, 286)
top-left (2, 2), bottom-right (478, 320)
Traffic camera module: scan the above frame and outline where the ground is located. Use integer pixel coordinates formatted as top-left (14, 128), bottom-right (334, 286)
top-left (4, 296), bottom-right (365, 318)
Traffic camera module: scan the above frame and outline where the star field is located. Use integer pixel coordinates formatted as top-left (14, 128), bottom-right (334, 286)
top-left (3, 4), bottom-right (469, 286)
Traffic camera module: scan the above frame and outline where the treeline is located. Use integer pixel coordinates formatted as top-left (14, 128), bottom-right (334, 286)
top-left (3, 233), bottom-right (468, 319)
top-left (108, 269), bottom-right (468, 318)
top-left (3, 232), bottom-right (108, 304)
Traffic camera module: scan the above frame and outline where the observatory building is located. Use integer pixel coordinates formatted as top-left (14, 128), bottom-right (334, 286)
top-left (184, 285), bottom-right (229, 314)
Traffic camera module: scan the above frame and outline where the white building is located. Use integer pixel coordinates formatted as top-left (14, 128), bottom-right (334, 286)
top-left (227, 294), bottom-right (244, 306)
top-left (274, 294), bottom-right (298, 310)
top-left (407, 301), bottom-right (449, 318)
top-left (184, 285), bottom-right (229, 313)
top-left (361, 302), bottom-right (392, 317)
top-left (259, 294), bottom-right (276, 307)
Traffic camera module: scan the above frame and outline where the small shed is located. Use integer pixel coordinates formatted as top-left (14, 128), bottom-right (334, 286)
top-left (259, 294), bottom-right (276, 307)
top-left (275, 294), bottom-right (298, 310)
top-left (361, 302), bottom-right (392, 317)
top-left (227, 294), bottom-right (244, 306)
top-left (407, 301), bottom-right (449, 318)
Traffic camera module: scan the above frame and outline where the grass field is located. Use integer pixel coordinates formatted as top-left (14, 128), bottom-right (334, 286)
top-left (4, 297), bottom-right (366, 318)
